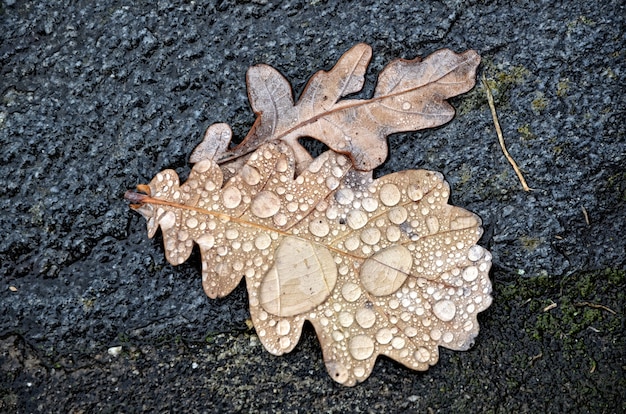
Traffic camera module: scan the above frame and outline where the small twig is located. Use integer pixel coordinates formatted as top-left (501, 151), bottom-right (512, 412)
top-left (543, 301), bottom-right (557, 312)
top-left (574, 301), bottom-right (616, 315)
top-left (529, 352), bottom-right (543, 366)
top-left (482, 74), bottom-right (532, 192)
top-left (581, 205), bottom-right (590, 225)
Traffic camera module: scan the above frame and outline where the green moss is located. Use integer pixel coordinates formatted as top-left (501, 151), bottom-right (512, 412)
top-left (517, 123), bottom-right (536, 141)
top-left (556, 78), bottom-right (570, 97)
top-left (81, 298), bottom-right (96, 311)
top-left (604, 169), bottom-right (625, 203)
top-left (519, 236), bottom-right (542, 251)
top-left (567, 15), bottom-right (597, 33)
top-left (501, 269), bottom-right (625, 345)
top-left (531, 92), bottom-right (548, 114)
top-left (456, 61), bottom-right (530, 114)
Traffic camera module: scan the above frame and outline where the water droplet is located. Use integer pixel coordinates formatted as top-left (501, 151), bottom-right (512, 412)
top-left (360, 228), bottom-right (381, 245)
top-left (430, 328), bottom-right (442, 341)
top-left (276, 319), bottom-right (291, 336)
top-left (355, 308), bottom-right (376, 329)
top-left (344, 236), bottom-right (360, 251)
top-left (467, 245), bottom-right (484, 261)
top-left (273, 213), bottom-right (288, 227)
top-left (335, 188), bottom-right (354, 205)
top-left (462, 266), bottom-right (479, 282)
top-left (433, 300), bottom-right (456, 322)
top-left (338, 312), bottom-right (354, 327)
top-left (241, 164), bottom-right (261, 186)
top-left (222, 186), bottom-right (242, 209)
top-left (360, 245), bottom-right (412, 296)
top-left (349, 335), bottom-right (375, 360)
top-left (279, 336), bottom-right (291, 349)
top-left (196, 234), bottom-right (215, 250)
top-left (309, 218), bottom-right (330, 237)
top-left (407, 184), bottom-right (423, 201)
top-left (375, 328), bottom-right (393, 344)
top-left (379, 183), bottom-right (401, 206)
top-left (391, 337), bottom-right (406, 349)
top-left (424, 218), bottom-right (439, 236)
top-left (186, 217), bottom-right (198, 228)
top-left (259, 237), bottom-right (337, 317)
top-left (387, 206), bottom-right (408, 225)
top-left (254, 233), bottom-right (272, 250)
top-left (158, 211), bottom-right (176, 230)
top-left (326, 176), bottom-right (340, 190)
top-left (414, 347), bottom-right (430, 363)
top-left (386, 226), bottom-right (401, 242)
top-left (341, 283), bottom-right (362, 302)
top-left (225, 229), bottom-right (239, 240)
top-left (346, 210), bottom-right (368, 230)
top-left (251, 191), bottom-right (281, 218)
top-left (326, 360), bottom-right (349, 384)
top-left (362, 197), bottom-right (379, 212)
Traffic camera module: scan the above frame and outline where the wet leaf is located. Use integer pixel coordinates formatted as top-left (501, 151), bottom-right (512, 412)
top-left (126, 44), bottom-right (491, 386)
top-left (216, 43), bottom-right (480, 171)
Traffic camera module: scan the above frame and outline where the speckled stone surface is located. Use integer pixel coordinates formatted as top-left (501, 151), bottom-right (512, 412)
top-left (1, 0), bottom-right (624, 412)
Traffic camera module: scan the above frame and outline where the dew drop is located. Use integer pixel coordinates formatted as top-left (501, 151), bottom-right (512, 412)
top-left (433, 300), bottom-right (456, 322)
top-left (279, 336), bottom-right (291, 349)
top-left (341, 283), bottom-right (362, 302)
top-left (251, 191), bottom-right (281, 218)
top-left (186, 217), bottom-right (198, 228)
top-left (346, 210), bottom-right (368, 230)
top-left (386, 226), bottom-right (401, 242)
top-left (158, 211), bottom-right (176, 230)
top-left (335, 188), bottom-right (355, 205)
top-left (360, 228), bottom-right (381, 245)
top-left (349, 335), bottom-right (375, 360)
top-left (391, 337), bottom-right (406, 349)
top-left (241, 164), bottom-right (261, 186)
top-left (362, 197), bottom-right (379, 212)
top-left (407, 184), bottom-right (423, 201)
top-left (276, 319), bottom-right (291, 336)
top-left (360, 245), bottom-right (412, 296)
top-left (414, 347), bottom-right (430, 363)
top-left (388, 206), bottom-right (408, 225)
top-left (222, 186), bottom-right (242, 209)
top-left (309, 218), bottom-right (330, 237)
top-left (375, 328), bottom-right (393, 344)
top-left (355, 308), bottom-right (376, 329)
top-left (196, 234), bottom-right (215, 250)
top-left (254, 233), bottom-right (272, 250)
top-left (467, 245), bottom-right (484, 262)
top-left (425, 216), bottom-right (439, 234)
top-left (379, 183), bottom-right (401, 206)
top-left (338, 312), bottom-right (354, 327)
top-left (462, 266), bottom-right (479, 282)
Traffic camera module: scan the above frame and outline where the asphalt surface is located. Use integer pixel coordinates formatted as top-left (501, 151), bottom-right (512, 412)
top-left (1, 0), bottom-right (624, 412)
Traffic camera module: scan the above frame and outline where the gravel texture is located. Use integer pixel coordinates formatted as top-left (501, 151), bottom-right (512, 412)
top-left (1, 0), bottom-right (624, 412)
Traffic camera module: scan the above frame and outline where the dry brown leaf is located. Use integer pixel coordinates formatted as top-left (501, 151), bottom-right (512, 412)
top-left (125, 44), bottom-right (492, 386)
top-left (214, 43), bottom-right (480, 171)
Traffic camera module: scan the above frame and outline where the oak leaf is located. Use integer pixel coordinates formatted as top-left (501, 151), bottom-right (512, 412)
top-left (212, 43), bottom-right (481, 171)
top-left (125, 44), bottom-right (492, 386)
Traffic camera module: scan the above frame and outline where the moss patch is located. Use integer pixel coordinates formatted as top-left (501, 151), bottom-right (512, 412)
top-left (500, 268), bottom-right (624, 344)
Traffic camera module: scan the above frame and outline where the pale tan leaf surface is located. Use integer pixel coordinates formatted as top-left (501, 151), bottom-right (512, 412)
top-left (218, 43), bottom-right (480, 171)
top-left (126, 43), bottom-right (491, 386)
top-left (128, 143), bottom-right (491, 386)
